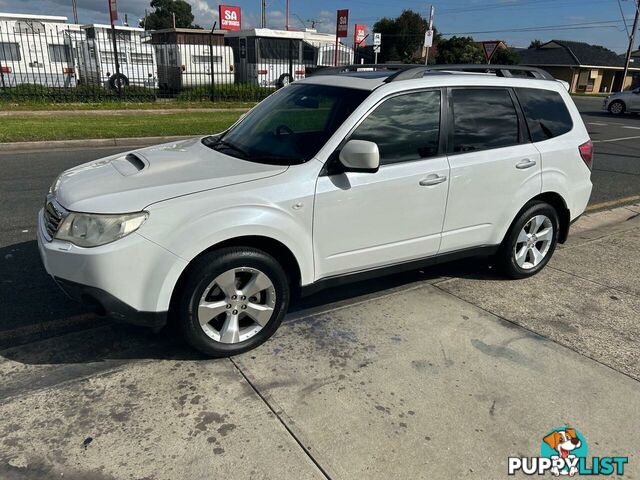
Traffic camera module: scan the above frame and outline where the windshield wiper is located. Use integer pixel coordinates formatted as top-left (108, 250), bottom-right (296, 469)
top-left (211, 139), bottom-right (249, 159)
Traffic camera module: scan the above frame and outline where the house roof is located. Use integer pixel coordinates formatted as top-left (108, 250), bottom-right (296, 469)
top-left (518, 40), bottom-right (628, 68)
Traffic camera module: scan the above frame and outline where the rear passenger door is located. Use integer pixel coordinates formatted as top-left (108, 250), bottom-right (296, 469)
top-left (441, 87), bottom-right (542, 253)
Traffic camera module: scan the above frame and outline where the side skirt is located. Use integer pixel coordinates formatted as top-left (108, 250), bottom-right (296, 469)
top-left (300, 245), bottom-right (499, 297)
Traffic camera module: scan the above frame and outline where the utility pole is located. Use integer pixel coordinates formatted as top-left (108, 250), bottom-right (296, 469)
top-left (285, 0), bottom-right (289, 30)
top-left (261, 0), bottom-right (266, 28)
top-left (71, 0), bottom-right (79, 24)
top-left (622, 0), bottom-right (640, 91)
top-left (424, 5), bottom-right (435, 66)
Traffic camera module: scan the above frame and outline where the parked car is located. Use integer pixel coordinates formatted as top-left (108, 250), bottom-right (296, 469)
top-left (603, 87), bottom-right (640, 115)
top-left (38, 65), bottom-right (593, 357)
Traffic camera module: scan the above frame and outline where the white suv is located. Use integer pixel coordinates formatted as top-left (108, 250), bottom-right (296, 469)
top-left (38, 65), bottom-right (593, 357)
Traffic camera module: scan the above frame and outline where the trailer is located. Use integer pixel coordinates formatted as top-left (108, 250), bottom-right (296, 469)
top-left (150, 28), bottom-right (234, 92)
top-left (76, 24), bottom-right (157, 90)
top-left (302, 29), bottom-right (354, 67)
top-left (225, 28), bottom-right (308, 88)
top-left (0, 13), bottom-right (79, 88)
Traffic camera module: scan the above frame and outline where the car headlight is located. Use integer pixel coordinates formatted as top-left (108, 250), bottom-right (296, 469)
top-left (55, 211), bottom-right (148, 247)
top-left (48, 175), bottom-right (62, 195)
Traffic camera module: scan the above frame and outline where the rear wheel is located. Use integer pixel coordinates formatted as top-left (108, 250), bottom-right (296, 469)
top-left (497, 201), bottom-right (560, 279)
top-left (178, 247), bottom-right (290, 357)
top-left (108, 73), bottom-right (129, 90)
top-left (277, 74), bottom-right (292, 89)
top-left (608, 100), bottom-right (625, 115)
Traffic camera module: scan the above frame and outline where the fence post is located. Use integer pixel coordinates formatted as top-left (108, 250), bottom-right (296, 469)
top-left (288, 39), bottom-right (293, 84)
top-left (110, 24), bottom-right (122, 97)
top-left (209, 23), bottom-right (217, 102)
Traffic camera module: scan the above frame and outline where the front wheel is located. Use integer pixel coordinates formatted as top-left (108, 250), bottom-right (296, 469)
top-left (497, 201), bottom-right (560, 279)
top-left (608, 100), bottom-right (625, 115)
top-left (178, 247), bottom-right (290, 357)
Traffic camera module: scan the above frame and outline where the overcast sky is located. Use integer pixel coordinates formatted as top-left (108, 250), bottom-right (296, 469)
top-left (1, 0), bottom-right (636, 53)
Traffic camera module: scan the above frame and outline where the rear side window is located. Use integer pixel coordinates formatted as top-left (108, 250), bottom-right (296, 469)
top-left (450, 88), bottom-right (519, 153)
top-left (516, 88), bottom-right (573, 142)
top-left (349, 90), bottom-right (441, 165)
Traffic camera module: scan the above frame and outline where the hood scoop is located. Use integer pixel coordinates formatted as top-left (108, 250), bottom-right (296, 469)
top-left (111, 153), bottom-right (147, 176)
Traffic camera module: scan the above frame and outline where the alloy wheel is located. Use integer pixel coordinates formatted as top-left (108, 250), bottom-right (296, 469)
top-left (513, 215), bottom-right (554, 270)
top-left (610, 102), bottom-right (624, 114)
top-left (197, 267), bottom-right (276, 344)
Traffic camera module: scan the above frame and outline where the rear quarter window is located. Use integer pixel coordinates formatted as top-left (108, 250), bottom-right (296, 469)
top-left (516, 88), bottom-right (573, 142)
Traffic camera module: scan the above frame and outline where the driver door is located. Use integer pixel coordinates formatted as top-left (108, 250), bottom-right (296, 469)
top-left (313, 90), bottom-right (450, 279)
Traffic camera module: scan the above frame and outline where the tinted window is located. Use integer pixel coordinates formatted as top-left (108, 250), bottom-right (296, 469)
top-left (450, 88), bottom-right (519, 153)
top-left (516, 88), bottom-right (573, 142)
top-left (0, 42), bottom-right (21, 62)
top-left (349, 90), bottom-right (441, 165)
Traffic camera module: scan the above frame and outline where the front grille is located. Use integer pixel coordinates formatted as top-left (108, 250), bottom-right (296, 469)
top-left (44, 199), bottom-right (66, 239)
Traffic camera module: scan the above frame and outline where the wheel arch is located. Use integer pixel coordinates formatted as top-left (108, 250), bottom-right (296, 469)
top-left (506, 192), bottom-right (570, 244)
top-left (169, 235), bottom-right (303, 318)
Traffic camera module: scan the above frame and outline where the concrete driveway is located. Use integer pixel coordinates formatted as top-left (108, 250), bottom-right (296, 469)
top-left (1, 206), bottom-right (639, 479)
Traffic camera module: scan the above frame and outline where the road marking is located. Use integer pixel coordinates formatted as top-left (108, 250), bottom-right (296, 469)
top-left (622, 126), bottom-right (640, 130)
top-left (588, 122), bottom-right (609, 126)
top-left (586, 195), bottom-right (640, 212)
top-left (592, 135), bottom-right (640, 144)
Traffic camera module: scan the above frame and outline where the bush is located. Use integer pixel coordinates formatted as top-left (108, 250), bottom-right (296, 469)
top-left (0, 83), bottom-right (156, 103)
top-left (176, 84), bottom-right (272, 102)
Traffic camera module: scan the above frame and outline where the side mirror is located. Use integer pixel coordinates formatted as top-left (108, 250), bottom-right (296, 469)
top-left (339, 140), bottom-right (380, 173)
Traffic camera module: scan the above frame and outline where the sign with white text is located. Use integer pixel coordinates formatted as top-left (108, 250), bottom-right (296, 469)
top-left (336, 9), bottom-right (349, 38)
top-left (108, 0), bottom-right (118, 25)
top-left (219, 5), bottom-right (241, 31)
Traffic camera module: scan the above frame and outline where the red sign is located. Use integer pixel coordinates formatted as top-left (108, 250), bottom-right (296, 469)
top-left (336, 9), bottom-right (349, 38)
top-left (354, 24), bottom-right (366, 46)
top-left (219, 5), bottom-right (241, 31)
top-left (481, 41), bottom-right (502, 63)
top-left (108, 0), bottom-right (118, 25)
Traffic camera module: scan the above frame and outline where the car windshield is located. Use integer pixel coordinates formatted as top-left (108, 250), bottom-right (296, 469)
top-left (205, 83), bottom-right (371, 165)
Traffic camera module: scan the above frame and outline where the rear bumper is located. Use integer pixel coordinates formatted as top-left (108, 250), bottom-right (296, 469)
top-left (54, 277), bottom-right (167, 329)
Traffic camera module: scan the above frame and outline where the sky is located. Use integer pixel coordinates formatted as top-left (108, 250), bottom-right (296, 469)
top-left (1, 0), bottom-right (638, 53)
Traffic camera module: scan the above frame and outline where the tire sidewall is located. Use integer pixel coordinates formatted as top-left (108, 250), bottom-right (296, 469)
top-left (179, 248), bottom-right (289, 357)
top-left (501, 202), bottom-right (560, 279)
top-left (609, 100), bottom-right (625, 115)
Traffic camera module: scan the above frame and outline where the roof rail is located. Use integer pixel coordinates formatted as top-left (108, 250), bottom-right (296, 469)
top-left (311, 64), bottom-right (555, 82)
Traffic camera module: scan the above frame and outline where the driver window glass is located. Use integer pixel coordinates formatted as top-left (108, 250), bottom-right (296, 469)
top-left (349, 90), bottom-right (441, 166)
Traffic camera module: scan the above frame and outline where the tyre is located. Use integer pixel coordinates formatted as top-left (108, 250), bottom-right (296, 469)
top-left (108, 73), bottom-right (129, 90)
top-left (276, 74), bottom-right (292, 89)
top-left (497, 201), bottom-right (560, 279)
top-left (177, 247), bottom-right (290, 357)
top-left (608, 100), bottom-right (625, 115)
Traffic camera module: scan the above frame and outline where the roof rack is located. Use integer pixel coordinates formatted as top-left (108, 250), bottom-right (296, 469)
top-left (312, 64), bottom-right (555, 82)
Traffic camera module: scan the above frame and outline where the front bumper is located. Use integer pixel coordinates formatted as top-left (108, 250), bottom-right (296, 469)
top-left (37, 208), bottom-right (188, 329)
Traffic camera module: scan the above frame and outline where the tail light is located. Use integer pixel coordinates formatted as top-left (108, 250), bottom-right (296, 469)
top-left (181, 64), bottom-right (186, 72)
top-left (579, 140), bottom-right (594, 170)
top-left (63, 67), bottom-right (75, 74)
top-left (257, 69), bottom-right (268, 75)
top-left (295, 69), bottom-right (305, 75)
top-left (229, 64), bottom-right (234, 72)
top-left (0, 66), bottom-right (11, 74)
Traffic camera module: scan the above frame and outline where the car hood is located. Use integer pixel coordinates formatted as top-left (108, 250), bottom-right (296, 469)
top-left (53, 137), bottom-right (288, 213)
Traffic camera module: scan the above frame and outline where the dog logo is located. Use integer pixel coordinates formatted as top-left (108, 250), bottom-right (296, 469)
top-left (541, 428), bottom-right (586, 476)
top-left (508, 427), bottom-right (628, 476)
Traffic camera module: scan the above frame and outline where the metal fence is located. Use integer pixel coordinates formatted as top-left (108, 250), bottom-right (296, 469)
top-left (0, 21), bottom-right (362, 103)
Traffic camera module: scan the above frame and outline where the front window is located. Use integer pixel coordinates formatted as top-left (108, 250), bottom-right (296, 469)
top-left (206, 84), bottom-right (370, 164)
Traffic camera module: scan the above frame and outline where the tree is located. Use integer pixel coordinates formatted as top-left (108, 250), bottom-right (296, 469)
top-left (372, 10), bottom-right (442, 63)
top-left (528, 40), bottom-right (544, 49)
top-left (493, 47), bottom-right (520, 65)
top-left (141, 0), bottom-right (200, 30)
top-left (435, 36), bottom-right (484, 64)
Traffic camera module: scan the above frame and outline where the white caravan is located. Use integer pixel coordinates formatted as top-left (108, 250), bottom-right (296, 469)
top-left (76, 24), bottom-right (157, 89)
top-left (151, 29), bottom-right (234, 91)
top-left (225, 28), bottom-right (307, 88)
top-left (302, 29), bottom-right (354, 66)
top-left (0, 13), bottom-right (79, 88)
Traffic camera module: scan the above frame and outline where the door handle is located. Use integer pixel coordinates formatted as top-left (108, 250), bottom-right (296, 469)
top-left (419, 174), bottom-right (447, 186)
top-left (516, 159), bottom-right (537, 169)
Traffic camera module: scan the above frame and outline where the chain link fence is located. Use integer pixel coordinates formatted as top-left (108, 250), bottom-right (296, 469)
top-left (0, 19), bottom-right (361, 103)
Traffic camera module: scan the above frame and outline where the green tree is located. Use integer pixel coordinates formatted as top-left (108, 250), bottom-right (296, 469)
top-left (528, 39), bottom-right (544, 49)
top-left (435, 36), bottom-right (484, 64)
top-left (493, 47), bottom-right (520, 65)
top-left (141, 0), bottom-right (200, 30)
top-left (372, 10), bottom-right (441, 63)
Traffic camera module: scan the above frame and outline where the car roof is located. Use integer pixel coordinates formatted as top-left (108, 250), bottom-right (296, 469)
top-left (298, 65), bottom-right (566, 93)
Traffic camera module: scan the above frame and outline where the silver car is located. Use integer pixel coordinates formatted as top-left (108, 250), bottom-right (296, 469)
top-left (603, 87), bottom-right (640, 115)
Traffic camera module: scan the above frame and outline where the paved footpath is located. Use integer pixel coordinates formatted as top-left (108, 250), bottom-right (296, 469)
top-left (1, 205), bottom-right (639, 479)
